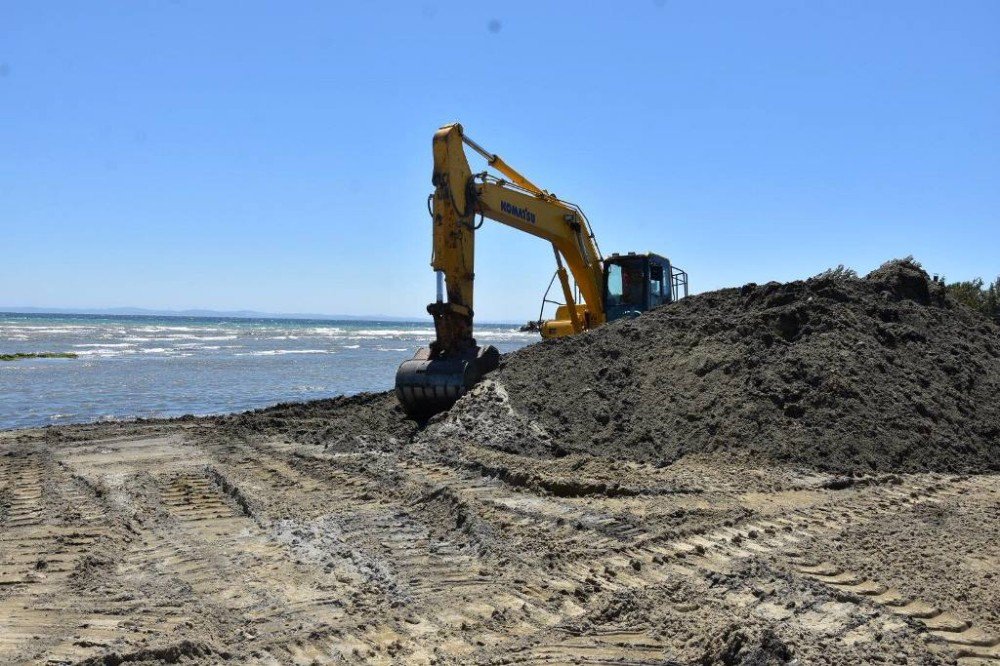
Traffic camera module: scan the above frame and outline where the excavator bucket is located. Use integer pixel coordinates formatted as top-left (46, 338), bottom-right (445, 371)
top-left (395, 345), bottom-right (499, 419)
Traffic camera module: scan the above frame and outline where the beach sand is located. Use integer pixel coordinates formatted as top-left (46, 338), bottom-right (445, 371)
top-left (0, 398), bottom-right (996, 665)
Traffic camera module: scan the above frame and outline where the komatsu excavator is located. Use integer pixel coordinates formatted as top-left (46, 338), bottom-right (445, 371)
top-left (395, 123), bottom-right (688, 418)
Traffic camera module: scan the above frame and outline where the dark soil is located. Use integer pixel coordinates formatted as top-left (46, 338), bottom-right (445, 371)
top-left (48, 257), bottom-right (994, 479)
top-left (212, 391), bottom-right (417, 452)
top-left (440, 259), bottom-right (1000, 474)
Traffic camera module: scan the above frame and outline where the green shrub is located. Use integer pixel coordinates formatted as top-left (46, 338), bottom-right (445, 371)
top-left (945, 275), bottom-right (1000, 323)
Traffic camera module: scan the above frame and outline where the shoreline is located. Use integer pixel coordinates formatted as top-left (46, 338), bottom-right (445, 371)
top-left (0, 313), bottom-right (536, 431)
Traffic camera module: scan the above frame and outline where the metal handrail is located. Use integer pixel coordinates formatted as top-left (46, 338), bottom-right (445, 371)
top-left (670, 265), bottom-right (689, 301)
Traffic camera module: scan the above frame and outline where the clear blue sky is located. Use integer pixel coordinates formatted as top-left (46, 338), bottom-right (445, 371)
top-left (2, 1), bottom-right (997, 321)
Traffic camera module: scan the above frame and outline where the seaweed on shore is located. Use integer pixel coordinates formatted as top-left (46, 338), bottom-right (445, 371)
top-left (0, 352), bottom-right (78, 361)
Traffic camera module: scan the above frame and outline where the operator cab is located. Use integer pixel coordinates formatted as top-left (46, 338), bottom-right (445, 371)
top-left (603, 252), bottom-right (688, 322)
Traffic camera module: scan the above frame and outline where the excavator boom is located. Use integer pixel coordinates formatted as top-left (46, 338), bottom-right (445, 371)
top-left (395, 123), bottom-right (607, 417)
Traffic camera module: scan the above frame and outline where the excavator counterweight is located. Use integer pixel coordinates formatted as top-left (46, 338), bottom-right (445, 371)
top-left (395, 123), bottom-right (687, 418)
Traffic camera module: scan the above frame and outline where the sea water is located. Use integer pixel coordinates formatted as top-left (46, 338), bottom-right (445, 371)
top-left (0, 313), bottom-right (537, 430)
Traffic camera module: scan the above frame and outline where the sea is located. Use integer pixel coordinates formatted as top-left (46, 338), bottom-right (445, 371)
top-left (0, 313), bottom-right (537, 430)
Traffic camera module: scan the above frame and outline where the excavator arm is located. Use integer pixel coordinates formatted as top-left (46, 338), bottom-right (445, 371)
top-left (475, 181), bottom-right (605, 335)
top-left (395, 123), bottom-right (606, 418)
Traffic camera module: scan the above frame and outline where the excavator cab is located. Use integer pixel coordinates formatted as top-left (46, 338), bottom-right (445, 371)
top-left (540, 252), bottom-right (688, 338)
top-left (603, 252), bottom-right (688, 322)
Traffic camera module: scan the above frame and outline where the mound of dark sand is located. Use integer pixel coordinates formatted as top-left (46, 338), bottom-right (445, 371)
top-left (214, 392), bottom-right (418, 451)
top-left (441, 259), bottom-right (1000, 473)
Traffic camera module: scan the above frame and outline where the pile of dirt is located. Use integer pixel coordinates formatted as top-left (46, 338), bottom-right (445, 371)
top-left (436, 259), bottom-right (1000, 473)
top-left (213, 391), bottom-right (417, 452)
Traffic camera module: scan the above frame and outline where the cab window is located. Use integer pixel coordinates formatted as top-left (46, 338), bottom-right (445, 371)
top-left (606, 259), bottom-right (647, 321)
top-left (621, 263), bottom-right (644, 306)
top-left (649, 264), bottom-right (664, 305)
top-left (606, 263), bottom-right (623, 306)
top-left (649, 265), bottom-right (663, 298)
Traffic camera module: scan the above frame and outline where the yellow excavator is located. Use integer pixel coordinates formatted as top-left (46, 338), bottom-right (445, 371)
top-left (395, 123), bottom-right (688, 417)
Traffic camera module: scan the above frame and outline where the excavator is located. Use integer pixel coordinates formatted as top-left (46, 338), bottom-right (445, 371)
top-left (395, 123), bottom-right (688, 418)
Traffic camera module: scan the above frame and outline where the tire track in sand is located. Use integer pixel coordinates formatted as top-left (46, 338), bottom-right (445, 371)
top-left (219, 443), bottom-right (572, 664)
top-left (390, 459), bottom-right (982, 664)
top-left (780, 477), bottom-right (1000, 666)
top-left (0, 451), bottom-right (152, 665)
top-left (243, 446), bottom-right (961, 664)
top-left (138, 466), bottom-right (362, 661)
top-left (7, 428), bottom-right (990, 665)
top-left (6, 435), bottom-right (358, 664)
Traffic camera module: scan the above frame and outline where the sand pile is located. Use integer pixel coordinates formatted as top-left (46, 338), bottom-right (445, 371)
top-left (438, 259), bottom-right (1000, 473)
top-left (213, 392), bottom-right (417, 452)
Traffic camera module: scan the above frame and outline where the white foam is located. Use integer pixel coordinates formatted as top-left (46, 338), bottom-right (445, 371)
top-left (73, 343), bottom-right (134, 348)
top-left (301, 327), bottom-right (345, 336)
top-left (240, 349), bottom-right (334, 356)
top-left (477, 330), bottom-right (540, 341)
top-left (147, 334), bottom-right (239, 341)
top-left (351, 328), bottom-right (434, 337)
top-left (131, 325), bottom-right (227, 333)
top-left (74, 348), bottom-right (139, 356)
